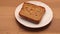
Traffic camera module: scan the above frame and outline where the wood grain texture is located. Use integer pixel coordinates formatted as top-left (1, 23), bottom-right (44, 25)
top-left (0, 0), bottom-right (60, 34)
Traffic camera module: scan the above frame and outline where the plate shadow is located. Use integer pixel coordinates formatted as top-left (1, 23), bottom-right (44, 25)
top-left (15, 19), bottom-right (52, 32)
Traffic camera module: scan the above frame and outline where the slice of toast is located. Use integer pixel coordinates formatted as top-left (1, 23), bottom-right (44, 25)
top-left (19, 3), bottom-right (45, 24)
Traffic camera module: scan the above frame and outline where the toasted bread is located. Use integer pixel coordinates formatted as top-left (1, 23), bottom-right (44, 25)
top-left (19, 3), bottom-right (45, 24)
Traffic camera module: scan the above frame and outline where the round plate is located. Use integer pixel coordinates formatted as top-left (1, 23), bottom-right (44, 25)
top-left (15, 1), bottom-right (53, 28)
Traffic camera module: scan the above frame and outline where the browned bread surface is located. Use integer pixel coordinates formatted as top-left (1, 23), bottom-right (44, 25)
top-left (19, 3), bottom-right (45, 24)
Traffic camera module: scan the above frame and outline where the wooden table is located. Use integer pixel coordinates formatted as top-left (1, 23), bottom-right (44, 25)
top-left (0, 0), bottom-right (60, 34)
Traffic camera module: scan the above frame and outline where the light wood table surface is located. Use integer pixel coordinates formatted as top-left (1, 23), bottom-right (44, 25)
top-left (0, 0), bottom-right (60, 34)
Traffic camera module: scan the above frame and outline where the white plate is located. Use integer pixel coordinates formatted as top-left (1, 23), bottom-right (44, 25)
top-left (15, 1), bottom-right (53, 28)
